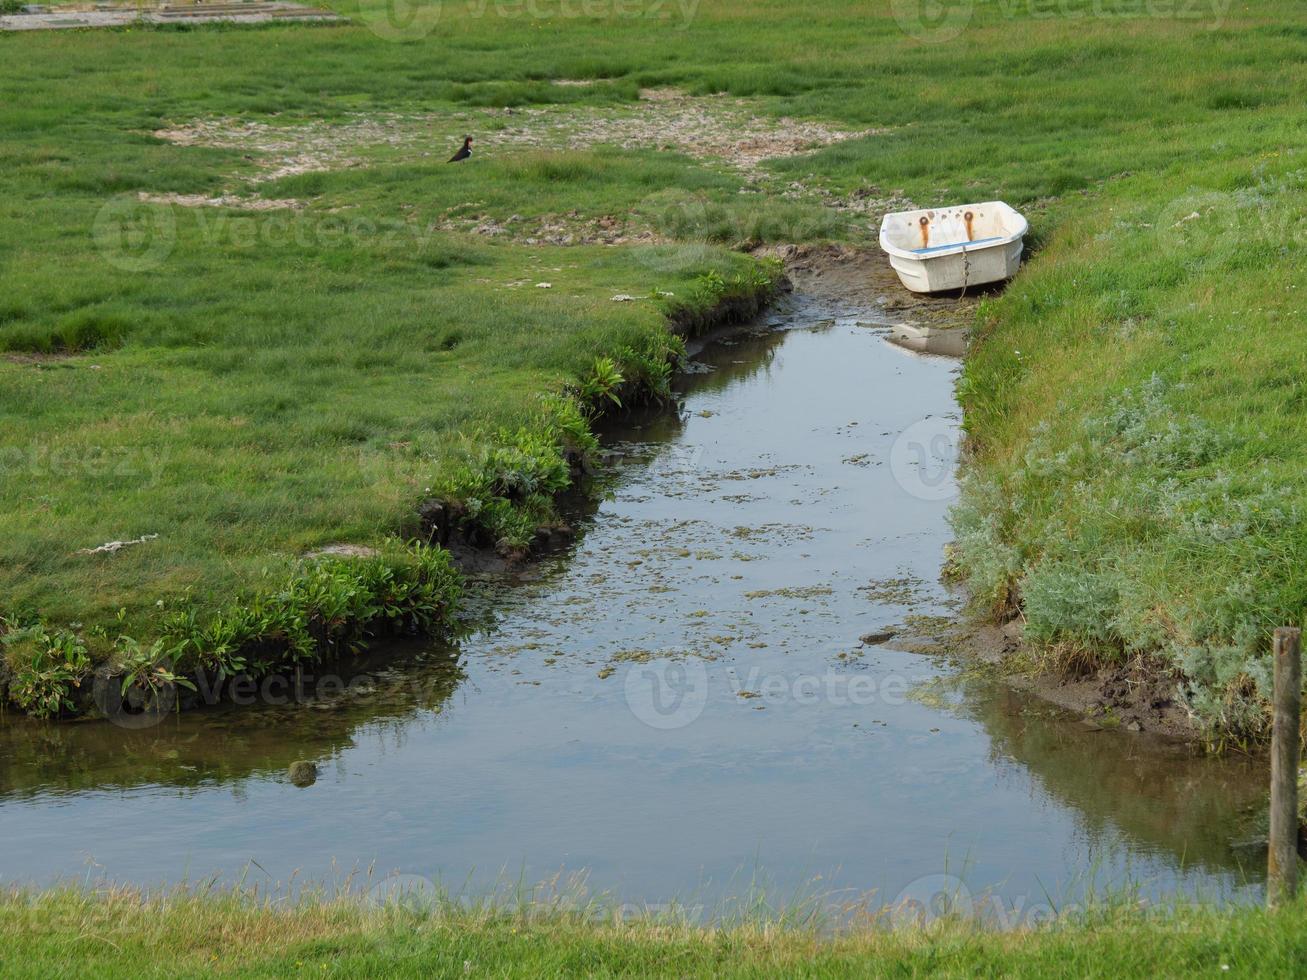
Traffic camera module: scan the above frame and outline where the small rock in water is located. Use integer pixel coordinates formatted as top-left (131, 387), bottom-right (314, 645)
top-left (288, 761), bottom-right (318, 788)
top-left (860, 630), bottom-right (896, 645)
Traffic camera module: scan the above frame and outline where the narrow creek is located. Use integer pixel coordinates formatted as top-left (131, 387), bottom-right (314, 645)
top-left (0, 280), bottom-right (1269, 916)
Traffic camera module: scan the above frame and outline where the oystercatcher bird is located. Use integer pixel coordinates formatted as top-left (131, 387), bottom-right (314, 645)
top-left (448, 136), bottom-right (473, 163)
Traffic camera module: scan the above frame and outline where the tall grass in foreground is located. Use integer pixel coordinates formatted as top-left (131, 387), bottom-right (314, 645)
top-left (0, 884), bottom-right (1304, 978)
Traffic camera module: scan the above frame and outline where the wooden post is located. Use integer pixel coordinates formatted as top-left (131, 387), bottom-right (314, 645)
top-left (1268, 626), bottom-right (1301, 909)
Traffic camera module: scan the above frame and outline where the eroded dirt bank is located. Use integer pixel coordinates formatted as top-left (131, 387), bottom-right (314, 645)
top-left (886, 618), bottom-right (1204, 742)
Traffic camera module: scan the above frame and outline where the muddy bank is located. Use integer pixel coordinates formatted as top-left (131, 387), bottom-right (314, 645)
top-left (883, 617), bottom-right (1204, 743)
top-left (756, 243), bottom-right (981, 356)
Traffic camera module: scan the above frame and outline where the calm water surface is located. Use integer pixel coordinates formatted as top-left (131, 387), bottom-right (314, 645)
top-left (0, 293), bottom-right (1267, 913)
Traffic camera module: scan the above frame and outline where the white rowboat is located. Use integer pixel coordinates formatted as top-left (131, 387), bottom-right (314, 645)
top-left (879, 201), bottom-right (1027, 293)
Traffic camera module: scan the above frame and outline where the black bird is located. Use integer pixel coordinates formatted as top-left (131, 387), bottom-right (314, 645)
top-left (448, 136), bottom-right (473, 163)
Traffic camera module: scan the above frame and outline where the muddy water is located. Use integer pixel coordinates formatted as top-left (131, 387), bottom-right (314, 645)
top-left (0, 292), bottom-right (1268, 913)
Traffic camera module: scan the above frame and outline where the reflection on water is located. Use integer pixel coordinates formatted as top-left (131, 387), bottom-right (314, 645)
top-left (0, 292), bottom-right (1266, 908)
top-left (922, 671), bottom-right (1265, 880)
top-left (0, 644), bottom-right (463, 801)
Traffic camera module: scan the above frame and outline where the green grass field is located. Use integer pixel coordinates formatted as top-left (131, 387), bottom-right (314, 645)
top-left (2, 887), bottom-right (1305, 978)
top-left (3, 2), bottom-right (1307, 733)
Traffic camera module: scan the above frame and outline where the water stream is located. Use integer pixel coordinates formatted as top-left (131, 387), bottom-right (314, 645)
top-left (0, 290), bottom-right (1268, 916)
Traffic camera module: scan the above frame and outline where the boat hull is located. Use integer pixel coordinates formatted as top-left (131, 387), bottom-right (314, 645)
top-left (885, 237), bottom-right (1024, 293)
top-left (879, 201), bottom-right (1027, 294)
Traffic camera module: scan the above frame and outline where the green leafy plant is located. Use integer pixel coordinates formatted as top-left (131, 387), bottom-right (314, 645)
top-left (579, 356), bottom-right (625, 410)
top-left (1, 623), bottom-right (91, 719)
top-left (116, 635), bottom-right (196, 711)
top-left (124, 542), bottom-right (462, 707)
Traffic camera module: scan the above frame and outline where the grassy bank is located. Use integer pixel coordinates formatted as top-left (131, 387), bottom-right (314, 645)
top-left (951, 152), bottom-right (1307, 744)
top-left (0, 232), bottom-right (778, 717)
top-left (1, 887), bottom-right (1305, 978)
top-left (0, 251), bottom-right (778, 718)
top-left (4, 2), bottom-right (1307, 727)
top-left (0, 10), bottom-right (785, 716)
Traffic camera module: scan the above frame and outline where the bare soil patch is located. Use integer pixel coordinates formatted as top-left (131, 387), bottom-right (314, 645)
top-left (493, 87), bottom-right (881, 179)
top-left (148, 91), bottom-right (882, 238)
top-left (153, 93), bottom-right (874, 181)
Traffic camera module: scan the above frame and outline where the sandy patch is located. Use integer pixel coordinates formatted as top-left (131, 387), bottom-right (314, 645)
top-left (75, 533), bottom-right (159, 556)
top-left (153, 118), bottom-right (372, 182)
top-left (442, 210), bottom-right (659, 247)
